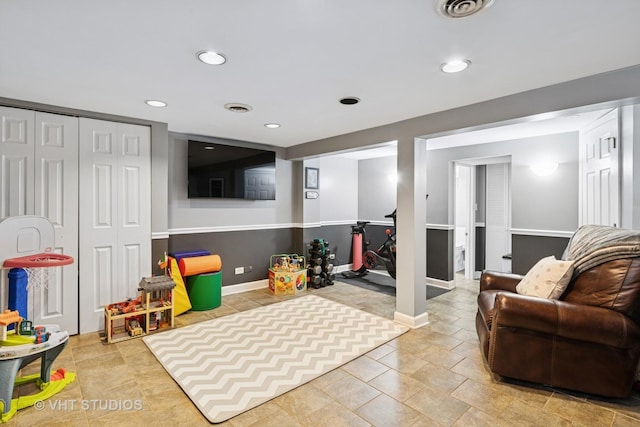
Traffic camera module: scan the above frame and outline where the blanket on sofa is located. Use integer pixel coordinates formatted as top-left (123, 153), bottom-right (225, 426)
top-left (563, 225), bottom-right (640, 275)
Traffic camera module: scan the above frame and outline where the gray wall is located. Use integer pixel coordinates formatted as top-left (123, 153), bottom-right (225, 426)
top-left (427, 132), bottom-right (579, 232)
top-left (318, 156), bottom-right (359, 223)
top-left (302, 155), bottom-right (359, 266)
top-left (168, 132), bottom-right (294, 230)
top-left (358, 156), bottom-right (398, 222)
top-left (166, 132), bottom-right (298, 286)
top-left (348, 133), bottom-right (579, 281)
top-left (512, 235), bottom-right (570, 275)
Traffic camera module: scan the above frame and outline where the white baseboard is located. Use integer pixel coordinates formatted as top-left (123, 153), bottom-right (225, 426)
top-left (334, 264), bottom-right (352, 273)
top-left (394, 311), bottom-right (429, 329)
top-left (425, 277), bottom-right (456, 290)
top-left (220, 269), bottom-right (454, 297)
top-left (221, 279), bottom-right (268, 296)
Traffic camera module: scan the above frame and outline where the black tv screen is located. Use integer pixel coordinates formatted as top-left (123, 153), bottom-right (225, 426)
top-left (187, 141), bottom-right (276, 200)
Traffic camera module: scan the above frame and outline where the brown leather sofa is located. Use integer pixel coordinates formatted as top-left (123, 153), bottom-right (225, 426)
top-left (476, 257), bottom-right (640, 398)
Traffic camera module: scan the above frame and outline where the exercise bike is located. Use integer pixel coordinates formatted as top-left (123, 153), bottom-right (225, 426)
top-left (342, 209), bottom-right (397, 279)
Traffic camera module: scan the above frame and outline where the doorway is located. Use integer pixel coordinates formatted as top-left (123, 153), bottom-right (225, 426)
top-left (453, 157), bottom-right (511, 279)
top-left (454, 164), bottom-right (474, 279)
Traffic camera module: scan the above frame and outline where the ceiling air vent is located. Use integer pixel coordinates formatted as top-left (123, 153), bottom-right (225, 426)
top-left (435, 0), bottom-right (495, 18)
top-left (224, 103), bottom-right (253, 113)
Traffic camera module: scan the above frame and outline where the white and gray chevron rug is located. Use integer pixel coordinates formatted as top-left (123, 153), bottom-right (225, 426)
top-left (143, 295), bottom-right (408, 423)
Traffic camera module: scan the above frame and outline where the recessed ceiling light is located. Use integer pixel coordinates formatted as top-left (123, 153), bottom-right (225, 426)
top-left (264, 123), bottom-right (280, 129)
top-left (441, 59), bottom-right (471, 73)
top-left (339, 97), bottom-right (360, 105)
top-left (145, 100), bottom-right (167, 107)
top-left (197, 50), bottom-right (227, 65)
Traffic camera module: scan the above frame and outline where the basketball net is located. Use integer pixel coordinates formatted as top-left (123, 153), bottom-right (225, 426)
top-left (24, 267), bottom-right (52, 291)
top-left (4, 252), bottom-right (73, 291)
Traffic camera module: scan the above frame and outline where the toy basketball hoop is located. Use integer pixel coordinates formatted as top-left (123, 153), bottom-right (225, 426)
top-left (4, 252), bottom-right (74, 290)
top-left (0, 216), bottom-right (74, 290)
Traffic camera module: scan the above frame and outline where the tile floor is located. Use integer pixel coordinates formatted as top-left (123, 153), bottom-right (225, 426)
top-left (7, 276), bottom-right (640, 426)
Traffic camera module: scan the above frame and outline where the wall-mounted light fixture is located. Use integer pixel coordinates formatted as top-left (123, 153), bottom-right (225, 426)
top-left (530, 162), bottom-right (558, 177)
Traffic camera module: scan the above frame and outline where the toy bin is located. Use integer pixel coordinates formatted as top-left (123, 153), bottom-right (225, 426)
top-left (186, 271), bottom-right (222, 310)
top-left (268, 254), bottom-right (307, 295)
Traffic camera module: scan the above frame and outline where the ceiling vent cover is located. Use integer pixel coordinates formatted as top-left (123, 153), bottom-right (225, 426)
top-left (435, 0), bottom-right (494, 18)
top-left (224, 103), bottom-right (253, 113)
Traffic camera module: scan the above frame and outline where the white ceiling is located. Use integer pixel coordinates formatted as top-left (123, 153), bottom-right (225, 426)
top-left (2, 1), bottom-right (640, 148)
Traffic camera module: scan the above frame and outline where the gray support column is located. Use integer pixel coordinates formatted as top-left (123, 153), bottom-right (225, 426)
top-left (394, 137), bottom-right (428, 327)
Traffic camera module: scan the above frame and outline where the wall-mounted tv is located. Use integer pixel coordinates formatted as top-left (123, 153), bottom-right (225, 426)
top-left (187, 140), bottom-right (276, 200)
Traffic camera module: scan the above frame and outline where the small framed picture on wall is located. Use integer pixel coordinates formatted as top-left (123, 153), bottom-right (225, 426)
top-left (305, 167), bottom-right (319, 189)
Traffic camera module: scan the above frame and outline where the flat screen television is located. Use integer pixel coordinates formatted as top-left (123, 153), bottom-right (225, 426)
top-left (187, 140), bottom-right (276, 200)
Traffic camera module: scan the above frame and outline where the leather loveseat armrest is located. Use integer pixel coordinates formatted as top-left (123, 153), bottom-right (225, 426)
top-left (493, 292), bottom-right (640, 349)
top-left (479, 270), bottom-right (523, 293)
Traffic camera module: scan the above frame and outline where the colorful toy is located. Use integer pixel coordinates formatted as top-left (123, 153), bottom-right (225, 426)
top-left (18, 321), bottom-right (33, 336)
top-left (0, 310), bottom-right (22, 342)
top-left (0, 216), bottom-right (76, 422)
top-left (127, 319), bottom-right (143, 337)
top-left (104, 275), bottom-right (176, 343)
top-left (268, 254), bottom-right (307, 295)
top-left (34, 326), bottom-right (49, 344)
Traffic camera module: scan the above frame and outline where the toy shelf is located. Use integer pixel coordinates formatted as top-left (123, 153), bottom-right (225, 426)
top-left (103, 276), bottom-right (175, 344)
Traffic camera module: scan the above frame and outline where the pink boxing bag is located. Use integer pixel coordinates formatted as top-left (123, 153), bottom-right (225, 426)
top-left (352, 232), bottom-right (363, 270)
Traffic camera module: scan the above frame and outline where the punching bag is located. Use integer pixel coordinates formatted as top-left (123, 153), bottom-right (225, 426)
top-left (352, 232), bottom-right (363, 271)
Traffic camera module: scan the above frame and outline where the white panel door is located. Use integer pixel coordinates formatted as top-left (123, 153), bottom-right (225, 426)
top-left (0, 107), bottom-right (35, 311)
top-left (485, 163), bottom-right (511, 272)
top-left (79, 118), bottom-right (151, 334)
top-left (117, 123), bottom-right (151, 304)
top-left (0, 107), bottom-right (79, 334)
top-left (0, 106), bottom-right (34, 219)
top-left (32, 112), bottom-right (79, 334)
top-left (579, 109), bottom-right (619, 227)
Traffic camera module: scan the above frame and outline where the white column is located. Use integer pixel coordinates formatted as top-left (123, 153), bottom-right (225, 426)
top-left (394, 137), bottom-right (428, 328)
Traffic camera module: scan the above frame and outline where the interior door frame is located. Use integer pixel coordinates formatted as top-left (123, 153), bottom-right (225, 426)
top-left (453, 163), bottom-right (476, 279)
top-left (453, 155), bottom-right (511, 279)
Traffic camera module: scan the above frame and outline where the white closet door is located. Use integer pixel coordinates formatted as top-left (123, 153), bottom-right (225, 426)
top-left (0, 107), bottom-right (79, 334)
top-left (0, 106), bottom-right (35, 219)
top-left (485, 163), bottom-right (511, 272)
top-left (32, 112), bottom-right (79, 334)
top-left (0, 107), bottom-right (35, 312)
top-left (79, 118), bottom-right (151, 334)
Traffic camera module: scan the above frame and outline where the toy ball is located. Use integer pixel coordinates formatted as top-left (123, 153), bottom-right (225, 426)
top-left (284, 275), bottom-right (291, 283)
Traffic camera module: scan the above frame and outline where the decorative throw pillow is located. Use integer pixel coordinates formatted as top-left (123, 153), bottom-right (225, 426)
top-left (516, 256), bottom-right (575, 299)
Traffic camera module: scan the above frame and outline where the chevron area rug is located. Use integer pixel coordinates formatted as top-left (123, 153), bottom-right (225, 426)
top-left (143, 295), bottom-right (408, 423)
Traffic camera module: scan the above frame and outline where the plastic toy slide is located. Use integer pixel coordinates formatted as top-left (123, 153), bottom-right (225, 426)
top-left (168, 257), bottom-right (192, 315)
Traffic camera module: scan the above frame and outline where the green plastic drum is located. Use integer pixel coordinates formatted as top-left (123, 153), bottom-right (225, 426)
top-left (186, 272), bottom-right (222, 311)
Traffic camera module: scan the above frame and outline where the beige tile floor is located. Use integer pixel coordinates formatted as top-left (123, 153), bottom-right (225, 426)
top-left (6, 275), bottom-right (640, 426)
